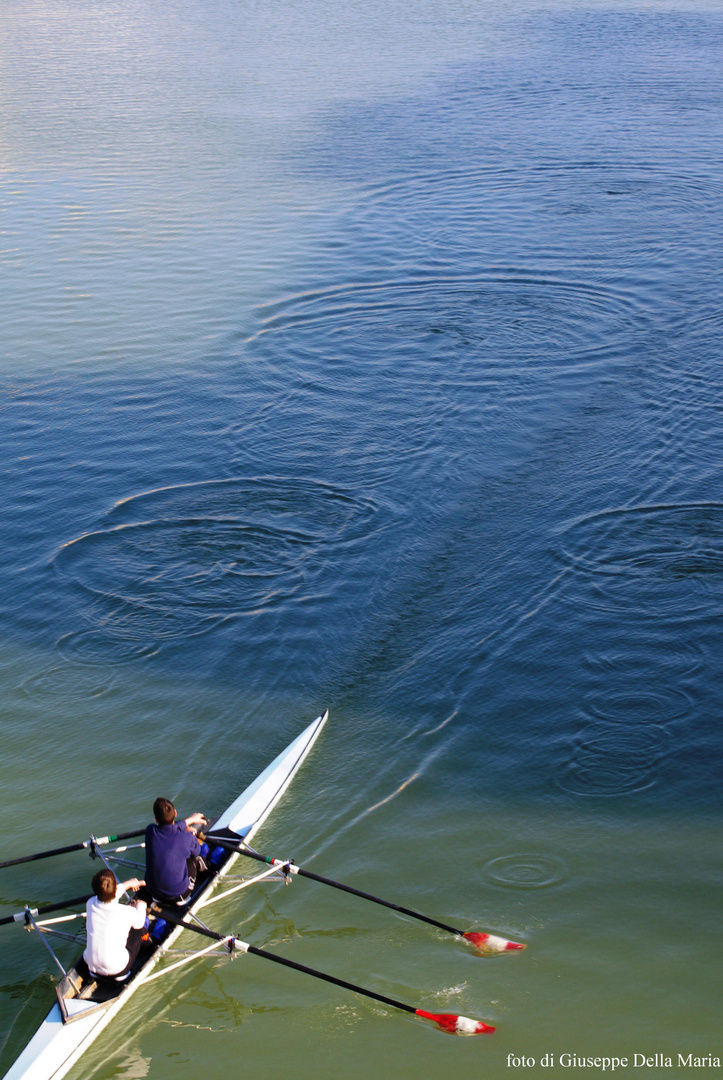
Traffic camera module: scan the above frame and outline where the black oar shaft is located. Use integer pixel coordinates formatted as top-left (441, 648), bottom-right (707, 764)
top-left (0, 894), bottom-right (91, 927)
top-left (295, 867), bottom-right (461, 937)
top-left (154, 907), bottom-right (416, 1015)
top-left (209, 836), bottom-right (462, 937)
top-left (246, 944), bottom-right (416, 1014)
top-left (0, 844), bottom-right (91, 870)
top-left (0, 829), bottom-right (146, 871)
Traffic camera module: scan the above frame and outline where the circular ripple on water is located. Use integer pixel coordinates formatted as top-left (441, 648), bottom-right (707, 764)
top-left (555, 723), bottom-right (671, 798)
top-left (235, 270), bottom-right (651, 481)
top-left (582, 641), bottom-right (704, 683)
top-left (56, 630), bottom-right (160, 666)
top-left (583, 686), bottom-right (692, 726)
top-left (52, 477), bottom-right (384, 654)
top-left (250, 271), bottom-right (644, 377)
top-left (350, 161), bottom-right (723, 235)
top-left (480, 854), bottom-right (567, 890)
top-left (556, 503), bottom-right (723, 615)
top-left (20, 663), bottom-right (114, 700)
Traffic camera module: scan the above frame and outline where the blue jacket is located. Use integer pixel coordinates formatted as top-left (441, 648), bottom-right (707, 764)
top-left (145, 822), bottom-right (201, 900)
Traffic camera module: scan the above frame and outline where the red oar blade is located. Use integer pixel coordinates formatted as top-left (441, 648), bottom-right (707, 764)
top-left (415, 1009), bottom-right (495, 1035)
top-left (462, 931), bottom-right (526, 955)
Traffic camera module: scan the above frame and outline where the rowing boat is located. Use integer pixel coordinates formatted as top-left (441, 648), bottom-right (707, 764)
top-left (2, 710), bottom-right (328, 1080)
top-left (2, 704), bottom-right (514, 1062)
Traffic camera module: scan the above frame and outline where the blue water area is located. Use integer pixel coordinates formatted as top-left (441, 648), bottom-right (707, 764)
top-left (3, 4), bottom-right (723, 809)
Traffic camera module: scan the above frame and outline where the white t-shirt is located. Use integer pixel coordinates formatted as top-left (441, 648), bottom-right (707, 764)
top-left (83, 895), bottom-right (146, 976)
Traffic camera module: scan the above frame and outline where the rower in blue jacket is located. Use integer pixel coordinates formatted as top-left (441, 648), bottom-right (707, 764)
top-left (145, 797), bottom-right (207, 905)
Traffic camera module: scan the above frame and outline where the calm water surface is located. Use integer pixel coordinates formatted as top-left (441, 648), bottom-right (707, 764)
top-left (1, 2), bottom-right (721, 1078)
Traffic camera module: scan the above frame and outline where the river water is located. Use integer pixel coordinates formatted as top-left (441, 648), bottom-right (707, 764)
top-left (0, 2), bottom-right (721, 1078)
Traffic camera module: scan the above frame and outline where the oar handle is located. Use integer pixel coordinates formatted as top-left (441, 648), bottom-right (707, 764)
top-left (0, 829), bottom-right (146, 870)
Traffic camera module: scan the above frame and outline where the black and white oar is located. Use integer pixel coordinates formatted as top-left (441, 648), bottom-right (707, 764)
top-left (0, 830), bottom-right (145, 871)
top-left (152, 905), bottom-right (495, 1036)
top-left (0, 894), bottom-right (91, 927)
top-left (207, 831), bottom-right (525, 956)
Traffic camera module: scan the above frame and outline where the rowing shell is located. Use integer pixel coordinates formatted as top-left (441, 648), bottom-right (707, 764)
top-left (3, 711), bottom-right (328, 1080)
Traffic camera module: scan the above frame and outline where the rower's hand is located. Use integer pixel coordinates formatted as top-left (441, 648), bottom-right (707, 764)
top-left (125, 878), bottom-right (145, 892)
top-left (185, 812), bottom-right (207, 831)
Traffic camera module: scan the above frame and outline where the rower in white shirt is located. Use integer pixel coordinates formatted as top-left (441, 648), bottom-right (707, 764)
top-left (83, 868), bottom-right (147, 980)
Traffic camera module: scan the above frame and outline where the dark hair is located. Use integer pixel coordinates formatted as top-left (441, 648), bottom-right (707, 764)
top-left (91, 868), bottom-right (118, 903)
top-left (153, 797), bottom-right (176, 825)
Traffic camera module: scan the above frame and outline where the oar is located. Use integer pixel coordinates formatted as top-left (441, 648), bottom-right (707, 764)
top-left (151, 905), bottom-right (495, 1035)
top-left (0, 830), bottom-right (146, 870)
top-left (206, 832), bottom-right (525, 956)
top-left (0, 894), bottom-right (91, 927)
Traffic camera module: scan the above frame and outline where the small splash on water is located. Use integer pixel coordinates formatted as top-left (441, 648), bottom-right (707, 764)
top-left (432, 983), bottom-right (468, 999)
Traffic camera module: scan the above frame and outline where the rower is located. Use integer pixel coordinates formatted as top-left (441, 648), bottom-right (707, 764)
top-left (144, 798), bottom-right (207, 906)
top-left (83, 869), bottom-right (147, 981)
